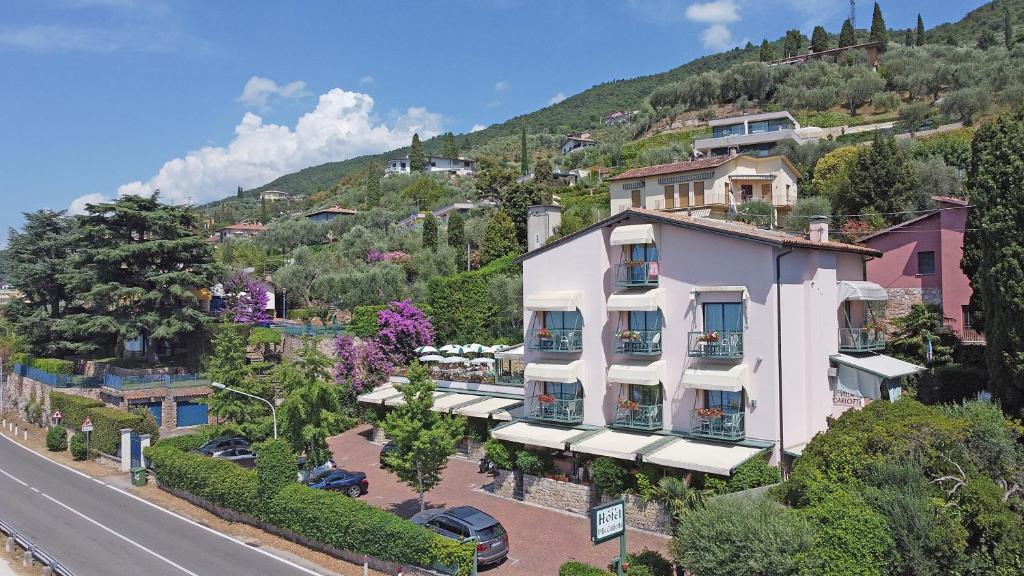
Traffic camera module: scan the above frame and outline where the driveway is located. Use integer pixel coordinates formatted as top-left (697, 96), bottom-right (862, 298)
top-left (328, 425), bottom-right (671, 575)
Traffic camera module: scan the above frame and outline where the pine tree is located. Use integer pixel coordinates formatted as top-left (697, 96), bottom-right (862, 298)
top-left (237, 185), bottom-right (243, 198)
top-left (916, 14), bottom-right (926, 46)
top-left (962, 112), bottom-right (1024, 411)
top-left (520, 121), bottom-right (528, 175)
top-left (1004, 5), bottom-right (1013, 50)
top-left (904, 29), bottom-right (913, 47)
top-left (811, 26), bottom-right (829, 52)
top-left (481, 210), bottom-right (519, 264)
top-left (409, 132), bottom-right (425, 172)
top-left (441, 132), bottom-right (458, 159)
top-left (260, 196), bottom-right (269, 223)
top-left (839, 19), bottom-right (856, 48)
top-left (759, 39), bottom-right (774, 62)
top-left (869, 2), bottom-right (888, 50)
top-left (845, 133), bottom-right (916, 223)
top-left (422, 213), bottom-right (438, 249)
top-left (446, 210), bottom-right (465, 249)
top-left (783, 29), bottom-right (803, 57)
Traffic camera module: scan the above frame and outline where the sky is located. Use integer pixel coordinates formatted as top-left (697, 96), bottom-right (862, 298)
top-left (0, 0), bottom-right (988, 239)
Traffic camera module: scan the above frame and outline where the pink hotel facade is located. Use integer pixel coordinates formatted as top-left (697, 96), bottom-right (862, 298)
top-left (494, 208), bottom-right (922, 474)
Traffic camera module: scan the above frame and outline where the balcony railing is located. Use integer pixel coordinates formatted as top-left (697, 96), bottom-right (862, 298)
top-left (527, 395), bottom-right (583, 424)
top-left (689, 409), bottom-right (745, 441)
top-left (615, 262), bottom-right (659, 288)
top-left (613, 402), bottom-right (663, 431)
top-left (687, 331), bottom-right (743, 359)
top-left (614, 329), bottom-right (662, 355)
top-left (527, 328), bottom-right (582, 353)
top-left (495, 372), bottom-right (525, 386)
top-left (838, 328), bottom-right (885, 352)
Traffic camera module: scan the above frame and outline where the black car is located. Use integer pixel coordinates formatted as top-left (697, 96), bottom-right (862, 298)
top-left (411, 506), bottom-right (509, 566)
top-left (196, 436), bottom-right (250, 455)
top-left (211, 447), bottom-right (257, 468)
top-left (304, 469), bottom-right (369, 497)
top-left (379, 440), bottom-right (399, 468)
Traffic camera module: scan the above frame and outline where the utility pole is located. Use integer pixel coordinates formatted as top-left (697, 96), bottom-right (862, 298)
top-left (850, 0), bottom-right (856, 31)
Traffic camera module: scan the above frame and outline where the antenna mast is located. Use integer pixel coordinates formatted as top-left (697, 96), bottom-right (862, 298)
top-left (849, 0), bottom-right (856, 29)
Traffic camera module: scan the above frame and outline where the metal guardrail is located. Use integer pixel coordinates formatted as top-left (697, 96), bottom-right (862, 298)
top-left (0, 517), bottom-right (75, 575)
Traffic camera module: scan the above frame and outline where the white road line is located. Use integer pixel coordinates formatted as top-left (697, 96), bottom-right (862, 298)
top-left (30, 487), bottom-right (39, 493)
top-left (0, 468), bottom-right (28, 487)
top-left (40, 493), bottom-right (202, 576)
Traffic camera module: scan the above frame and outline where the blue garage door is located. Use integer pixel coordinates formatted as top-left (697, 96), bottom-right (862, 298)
top-left (176, 400), bottom-right (208, 428)
top-left (137, 401), bottom-right (162, 427)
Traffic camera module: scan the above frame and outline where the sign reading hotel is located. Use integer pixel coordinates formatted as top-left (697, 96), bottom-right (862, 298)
top-left (590, 499), bottom-right (625, 544)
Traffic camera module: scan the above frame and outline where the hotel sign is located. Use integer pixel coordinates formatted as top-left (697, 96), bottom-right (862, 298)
top-left (590, 499), bottom-right (625, 544)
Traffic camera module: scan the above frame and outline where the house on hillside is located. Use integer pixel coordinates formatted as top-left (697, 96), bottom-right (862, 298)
top-left (693, 111), bottom-right (823, 158)
top-left (397, 200), bottom-right (496, 227)
top-left (527, 205), bottom-right (561, 251)
top-left (259, 190), bottom-right (291, 201)
top-left (857, 196), bottom-right (981, 343)
top-left (561, 133), bottom-right (598, 155)
top-left (385, 155), bottom-right (475, 177)
top-left (306, 206), bottom-right (358, 222)
top-left (213, 222), bottom-right (267, 243)
top-left (607, 154), bottom-right (800, 224)
top-left (603, 110), bottom-right (637, 126)
top-left (498, 209), bottom-right (922, 480)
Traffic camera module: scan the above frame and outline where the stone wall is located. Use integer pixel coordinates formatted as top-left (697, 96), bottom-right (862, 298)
top-left (885, 288), bottom-right (924, 321)
top-left (622, 493), bottom-right (672, 535)
top-left (455, 439), bottom-right (486, 461)
top-left (522, 474), bottom-right (594, 516)
top-left (492, 469), bottom-right (517, 499)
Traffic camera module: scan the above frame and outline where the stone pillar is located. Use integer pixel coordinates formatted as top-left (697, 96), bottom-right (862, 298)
top-left (120, 428), bottom-right (132, 472)
top-left (139, 434), bottom-right (151, 469)
top-left (162, 395), bottom-right (175, 430)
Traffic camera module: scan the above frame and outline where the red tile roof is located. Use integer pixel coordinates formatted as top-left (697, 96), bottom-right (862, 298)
top-left (307, 205), bottom-right (358, 216)
top-left (608, 156), bottom-right (736, 181)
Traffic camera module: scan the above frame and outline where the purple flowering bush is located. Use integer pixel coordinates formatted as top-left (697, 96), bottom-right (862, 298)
top-left (223, 272), bottom-right (271, 325)
top-left (333, 300), bottom-right (433, 392)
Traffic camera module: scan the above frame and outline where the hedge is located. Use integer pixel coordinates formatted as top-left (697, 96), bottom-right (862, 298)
top-left (559, 561), bottom-right (613, 576)
top-left (427, 254), bottom-right (520, 343)
top-left (49, 392), bottom-right (104, 429)
top-left (88, 407), bottom-right (145, 455)
top-left (9, 352), bottom-right (31, 368)
top-left (147, 438), bottom-right (476, 574)
top-left (31, 358), bottom-right (74, 375)
top-left (349, 305), bottom-right (386, 337)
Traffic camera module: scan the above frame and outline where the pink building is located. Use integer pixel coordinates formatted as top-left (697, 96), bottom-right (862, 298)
top-left (858, 196), bottom-right (981, 343)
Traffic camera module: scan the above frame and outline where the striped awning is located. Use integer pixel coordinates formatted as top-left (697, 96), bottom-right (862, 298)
top-left (728, 174), bottom-right (776, 181)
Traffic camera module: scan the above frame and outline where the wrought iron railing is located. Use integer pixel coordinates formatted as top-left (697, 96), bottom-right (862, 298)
top-left (614, 329), bottom-right (662, 355)
top-left (689, 409), bottom-right (745, 441)
top-left (527, 395), bottom-right (583, 424)
top-left (838, 328), bottom-right (885, 352)
top-left (687, 331), bottom-right (743, 359)
top-left (103, 373), bottom-right (209, 391)
top-left (613, 402), bottom-right (663, 431)
top-left (527, 328), bottom-right (582, 353)
top-left (615, 262), bottom-right (659, 287)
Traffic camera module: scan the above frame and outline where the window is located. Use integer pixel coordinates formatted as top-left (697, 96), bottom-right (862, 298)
top-left (680, 182), bottom-right (691, 207)
top-left (543, 311), bottom-right (581, 330)
top-left (631, 189), bottom-right (642, 208)
top-left (663, 185), bottom-right (675, 209)
top-left (703, 302), bottom-right (743, 333)
top-left (544, 381), bottom-right (581, 399)
top-left (740, 184), bottom-right (753, 203)
top-left (628, 310), bottom-right (661, 332)
top-left (705, 390), bottom-right (743, 413)
top-left (400, 162), bottom-right (407, 169)
top-left (693, 181), bottom-right (705, 205)
top-left (760, 183), bottom-right (772, 201)
top-left (917, 251), bottom-right (936, 275)
top-left (748, 120), bottom-right (769, 133)
top-left (630, 243), bottom-right (658, 263)
top-left (628, 383), bottom-right (661, 406)
top-left (962, 305), bottom-right (974, 329)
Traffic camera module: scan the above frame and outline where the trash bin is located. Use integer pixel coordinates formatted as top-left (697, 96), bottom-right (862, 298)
top-left (130, 467), bottom-right (148, 487)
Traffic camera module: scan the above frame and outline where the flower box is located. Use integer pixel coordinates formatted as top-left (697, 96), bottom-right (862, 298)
top-left (536, 328), bottom-right (552, 339)
top-left (616, 330), bottom-right (641, 341)
top-left (538, 394), bottom-right (557, 405)
top-left (697, 407), bottom-right (723, 418)
top-left (618, 399), bottom-right (640, 411)
top-left (698, 331), bottom-right (720, 343)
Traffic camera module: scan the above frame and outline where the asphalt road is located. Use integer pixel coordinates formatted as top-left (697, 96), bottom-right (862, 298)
top-left (0, 433), bottom-right (325, 576)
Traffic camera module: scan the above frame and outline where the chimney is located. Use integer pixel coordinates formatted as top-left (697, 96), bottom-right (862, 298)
top-left (808, 216), bottom-right (829, 243)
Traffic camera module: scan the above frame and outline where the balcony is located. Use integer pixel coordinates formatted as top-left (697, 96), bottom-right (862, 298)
top-left (614, 329), bottom-right (662, 355)
top-left (689, 409), bottom-right (745, 441)
top-left (527, 395), bottom-right (583, 424)
top-left (615, 262), bottom-right (659, 288)
top-left (527, 328), bottom-right (582, 353)
top-left (613, 402), bottom-right (663, 431)
top-left (687, 331), bottom-right (743, 359)
top-left (838, 328), bottom-right (885, 352)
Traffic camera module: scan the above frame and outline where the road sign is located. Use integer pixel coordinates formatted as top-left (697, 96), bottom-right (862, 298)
top-left (51, 409), bottom-right (62, 422)
top-left (81, 417), bottom-right (93, 433)
top-left (590, 499), bottom-right (625, 544)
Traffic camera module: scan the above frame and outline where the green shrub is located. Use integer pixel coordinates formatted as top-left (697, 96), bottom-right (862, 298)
top-left (46, 425), bottom-right (68, 451)
top-left (724, 456), bottom-right (781, 493)
top-left (9, 352), bottom-right (31, 367)
top-left (625, 566), bottom-right (652, 576)
top-left (32, 358), bottom-right (74, 375)
top-left (255, 438), bottom-right (297, 510)
top-left (621, 549), bottom-right (673, 576)
top-left (349, 305), bottom-right (386, 337)
top-left (559, 561), bottom-right (613, 576)
top-left (87, 407), bottom-right (145, 455)
top-left (484, 438), bottom-right (518, 470)
top-left (70, 432), bottom-right (88, 460)
top-left (128, 406), bottom-right (161, 442)
top-left (797, 110), bottom-right (853, 128)
top-left (427, 255), bottom-right (520, 343)
top-left (515, 450), bottom-right (548, 476)
top-left (49, 392), bottom-right (104, 429)
top-left (248, 327), bottom-right (282, 348)
top-left (590, 457), bottom-right (628, 497)
top-left (146, 444), bottom-right (260, 512)
top-left (154, 429), bottom-right (216, 452)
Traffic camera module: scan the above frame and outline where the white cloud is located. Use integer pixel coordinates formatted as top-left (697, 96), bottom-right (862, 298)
top-left (69, 87), bottom-right (443, 212)
top-left (702, 23), bottom-right (735, 50)
top-left (485, 100), bottom-right (501, 108)
top-left (685, 0), bottom-right (739, 23)
top-left (0, 24), bottom-right (120, 52)
top-left (494, 80), bottom-right (509, 92)
top-left (358, 75), bottom-right (374, 85)
top-left (68, 193), bottom-right (110, 216)
top-left (238, 76), bottom-right (308, 110)
top-left (548, 92), bottom-right (566, 105)
top-left (470, 124), bottom-right (486, 132)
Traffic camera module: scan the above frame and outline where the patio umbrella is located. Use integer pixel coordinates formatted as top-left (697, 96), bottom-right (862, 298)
top-left (469, 357), bottom-right (495, 365)
top-left (463, 343), bottom-right (486, 354)
top-left (441, 356), bottom-right (470, 364)
top-left (419, 355), bottom-right (446, 363)
top-left (439, 344), bottom-right (461, 353)
top-left (415, 345), bottom-right (439, 354)
top-left (444, 346), bottom-right (466, 355)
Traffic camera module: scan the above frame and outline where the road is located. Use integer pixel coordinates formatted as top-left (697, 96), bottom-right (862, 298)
top-left (0, 433), bottom-right (325, 576)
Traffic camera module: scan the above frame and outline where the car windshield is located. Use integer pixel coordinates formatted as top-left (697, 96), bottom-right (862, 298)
top-left (475, 523), bottom-right (505, 541)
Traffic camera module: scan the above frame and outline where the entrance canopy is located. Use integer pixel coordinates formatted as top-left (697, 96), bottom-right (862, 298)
top-left (570, 429), bottom-right (665, 461)
top-left (356, 385), bottom-right (403, 405)
top-left (610, 224), bottom-right (656, 245)
top-left (385, 390), bottom-right (447, 407)
top-left (525, 359), bottom-right (584, 383)
top-left (607, 360), bottom-right (665, 387)
top-left (837, 281), bottom-right (888, 302)
top-left (607, 288), bottom-right (663, 312)
top-left (682, 364), bottom-right (751, 396)
top-left (454, 397), bottom-right (523, 421)
top-left (493, 345), bottom-right (524, 359)
top-left (525, 290), bottom-right (582, 312)
top-left (430, 393), bottom-right (488, 414)
top-left (491, 421), bottom-right (589, 450)
top-left (832, 353), bottom-right (924, 400)
top-left (642, 438), bottom-right (764, 475)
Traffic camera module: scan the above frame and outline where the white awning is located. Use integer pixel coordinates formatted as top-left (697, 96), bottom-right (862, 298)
top-left (356, 385), bottom-right (402, 405)
top-left (385, 390), bottom-right (447, 407)
top-left (493, 345), bottom-right (524, 359)
top-left (491, 421), bottom-right (589, 450)
top-left (430, 393), bottom-right (487, 413)
top-left (831, 353), bottom-right (924, 379)
top-left (610, 224), bottom-right (656, 245)
top-left (683, 364), bottom-right (751, 398)
top-left (689, 286), bottom-right (749, 301)
top-left (454, 397), bottom-right (524, 421)
top-left (524, 359), bottom-right (584, 383)
top-left (837, 281), bottom-right (888, 302)
top-left (607, 288), bottom-right (663, 312)
top-left (642, 438), bottom-right (764, 475)
top-left (570, 429), bottom-right (664, 461)
top-left (607, 360), bottom-right (665, 386)
top-left (525, 290), bottom-right (582, 312)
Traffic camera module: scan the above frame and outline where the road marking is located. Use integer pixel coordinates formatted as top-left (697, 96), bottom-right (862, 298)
top-left (40, 492), bottom-right (203, 576)
top-left (1, 434), bottom-right (325, 575)
top-left (30, 487), bottom-right (39, 493)
top-left (0, 468), bottom-right (28, 487)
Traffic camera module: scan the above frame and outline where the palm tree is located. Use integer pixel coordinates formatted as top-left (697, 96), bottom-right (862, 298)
top-left (654, 476), bottom-right (709, 527)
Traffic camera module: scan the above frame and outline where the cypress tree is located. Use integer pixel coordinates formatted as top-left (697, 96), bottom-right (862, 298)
top-left (811, 26), bottom-right (829, 52)
top-left (520, 122), bottom-right (528, 175)
top-left (446, 210), bottom-right (465, 249)
top-left (481, 210), bottom-right (519, 264)
top-left (961, 113), bottom-right (1024, 411)
top-left (260, 196), bottom-right (269, 223)
top-left (916, 14), bottom-right (925, 46)
top-left (422, 213), bottom-right (438, 249)
top-left (839, 19), bottom-right (856, 48)
top-left (759, 39), bottom-right (774, 62)
top-left (1005, 5), bottom-right (1013, 50)
top-left (237, 185), bottom-right (243, 199)
top-left (442, 132), bottom-right (458, 159)
top-left (869, 2), bottom-right (888, 50)
top-left (904, 29), bottom-right (913, 47)
top-left (409, 133), bottom-right (425, 172)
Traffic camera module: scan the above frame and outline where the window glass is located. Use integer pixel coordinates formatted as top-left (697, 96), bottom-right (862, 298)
top-left (630, 244), bottom-right (658, 262)
top-left (705, 390), bottom-right (743, 413)
top-left (476, 523), bottom-right (506, 541)
top-left (628, 311), bottom-right (662, 331)
top-left (917, 251), bottom-right (936, 274)
top-left (703, 303), bottom-right (743, 332)
top-left (629, 384), bottom-right (661, 405)
top-left (748, 120), bottom-right (769, 133)
top-left (543, 311), bottom-right (581, 330)
top-left (545, 382), bottom-right (581, 399)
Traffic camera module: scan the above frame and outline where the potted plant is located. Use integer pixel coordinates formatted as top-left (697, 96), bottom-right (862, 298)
top-left (538, 393), bottom-right (557, 404)
top-left (623, 258), bottom-right (646, 268)
top-left (618, 399), bottom-right (640, 411)
top-left (697, 407), bottom-right (723, 418)
top-left (616, 329), bottom-right (640, 341)
top-left (536, 327), bottom-right (552, 339)
top-left (698, 331), bottom-right (720, 343)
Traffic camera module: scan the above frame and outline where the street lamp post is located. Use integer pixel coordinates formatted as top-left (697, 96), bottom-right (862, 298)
top-left (210, 382), bottom-right (278, 439)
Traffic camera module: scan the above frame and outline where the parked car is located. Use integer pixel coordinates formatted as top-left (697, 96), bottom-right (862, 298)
top-left (379, 440), bottom-right (399, 468)
top-left (196, 436), bottom-right (250, 455)
top-left (296, 458), bottom-right (336, 483)
top-left (411, 506), bottom-right (509, 566)
top-left (211, 447), bottom-right (257, 468)
top-left (304, 469), bottom-right (368, 497)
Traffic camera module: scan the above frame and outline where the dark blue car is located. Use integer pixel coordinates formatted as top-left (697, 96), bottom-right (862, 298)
top-left (304, 469), bottom-right (369, 498)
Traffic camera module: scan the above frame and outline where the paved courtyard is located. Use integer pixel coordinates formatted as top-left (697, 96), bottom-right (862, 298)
top-left (328, 424), bottom-right (671, 575)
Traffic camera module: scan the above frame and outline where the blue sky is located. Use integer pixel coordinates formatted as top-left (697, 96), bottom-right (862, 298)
top-left (0, 0), bottom-right (986, 238)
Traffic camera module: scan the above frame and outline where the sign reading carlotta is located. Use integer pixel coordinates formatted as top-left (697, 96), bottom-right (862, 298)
top-left (590, 499), bottom-right (625, 544)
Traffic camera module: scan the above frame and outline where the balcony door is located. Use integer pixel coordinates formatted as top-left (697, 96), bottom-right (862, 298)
top-left (544, 310), bottom-right (581, 331)
top-left (629, 310), bottom-right (661, 332)
top-left (704, 389), bottom-right (743, 413)
top-left (627, 244), bottom-right (658, 284)
top-left (703, 302), bottom-right (742, 334)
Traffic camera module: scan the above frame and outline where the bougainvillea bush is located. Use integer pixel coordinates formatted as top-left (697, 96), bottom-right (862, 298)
top-left (376, 300), bottom-right (433, 364)
top-left (223, 272), bottom-right (271, 325)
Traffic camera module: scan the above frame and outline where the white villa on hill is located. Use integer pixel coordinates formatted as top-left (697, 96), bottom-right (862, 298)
top-left (693, 111), bottom-right (823, 158)
top-left (385, 155), bottom-right (475, 177)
